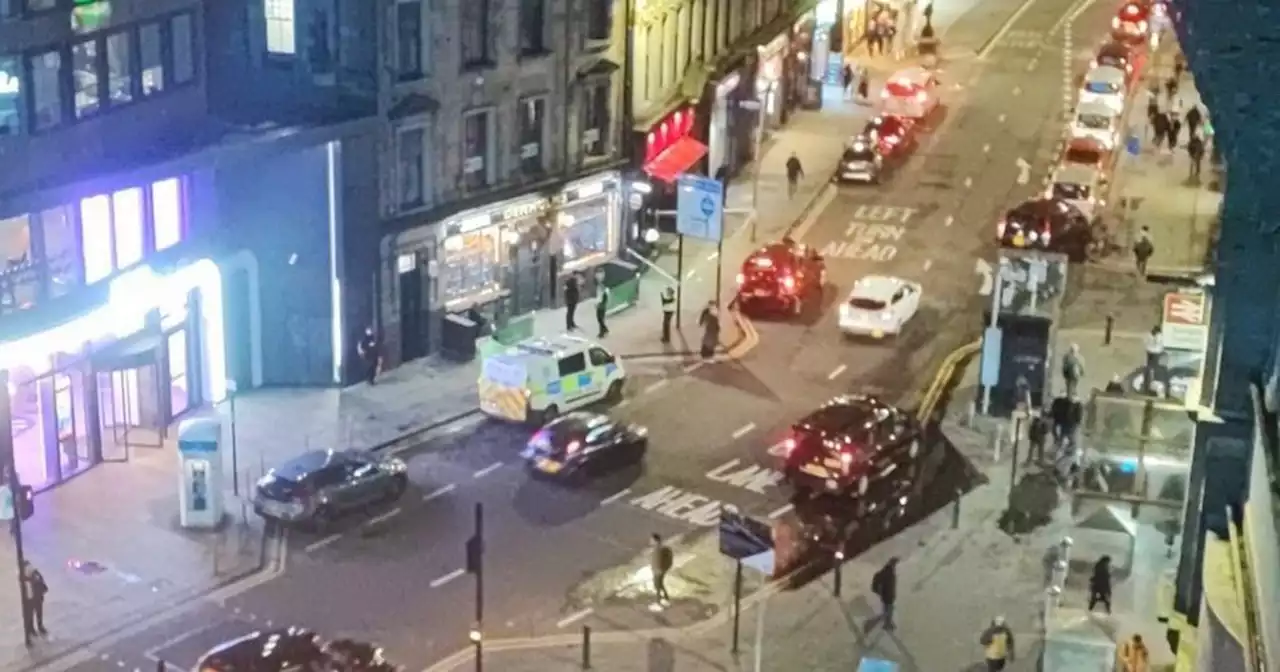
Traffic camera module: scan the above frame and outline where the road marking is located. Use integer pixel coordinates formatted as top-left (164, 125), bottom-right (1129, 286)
top-left (303, 534), bottom-right (343, 553)
top-left (642, 379), bottom-right (669, 395)
top-left (732, 423), bottom-right (757, 439)
top-left (683, 362), bottom-right (704, 374)
top-left (556, 608), bottom-right (595, 628)
top-left (684, 268), bottom-right (698, 281)
top-left (768, 503), bottom-right (795, 519)
top-left (998, 113), bottom-right (1007, 123)
top-left (601, 488), bottom-right (632, 505)
top-left (1026, 59), bottom-right (1037, 72)
top-left (423, 483), bottom-right (457, 503)
top-left (964, 177), bottom-right (973, 188)
top-left (1013, 86), bottom-right (1022, 96)
top-left (364, 507), bottom-right (402, 527)
top-left (429, 568), bottom-right (466, 588)
top-left (982, 143), bottom-right (990, 153)
top-left (828, 364), bottom-right (847, 380)
top-left (944, 215), bottom-right (954, 227)
top-left (706, 252), bottom-right (719, 262)
top-left (473, 462), bottom-right (503, 479)
top-left (923, 259), bottom-right (933, 271)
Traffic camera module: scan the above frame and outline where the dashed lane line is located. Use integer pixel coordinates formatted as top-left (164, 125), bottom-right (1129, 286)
top-left (642, 380), bottom-right (669, 395)
top-left (682, 362), bottom-right (704, 374)
top-left (732, 423), bottom-right (757, 440)
top-left (828, 364), bottom-right (848, 380)
top-left (303, 534), bottom-right (342, 553)
top-left (364, 507), bottom-right (402, 527)
top-left (944, 215), bottom-right (955, 226)
top-left (556, 608), bottom-right (595, 629)
top-left (423, 483), bottom-right (457, 503)
top-left (923, 259), bottom-right (934, 271)
top-left (473, 462), bottom-right (503, 479)
top-left (768, 503), bottom-right (796, 519)
top-left (600, 488), bottom-right (632, 506)
top-left (430, 568), bottom-right (467, 588)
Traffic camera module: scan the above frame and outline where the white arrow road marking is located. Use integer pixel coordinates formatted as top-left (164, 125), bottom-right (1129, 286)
top-left (430, 569), bottom-right (466, 588)
top-left (828, 364), bottom-right (847, 380)
top-left (732, 423), bottom-right (757, 440)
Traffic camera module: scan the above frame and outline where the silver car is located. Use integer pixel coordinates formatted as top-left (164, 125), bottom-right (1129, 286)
top-left (253, 449), bottom-right (408, 529)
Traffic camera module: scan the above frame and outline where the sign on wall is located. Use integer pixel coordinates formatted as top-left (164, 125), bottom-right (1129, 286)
top-left (1162, 291), bottom-right (1209, 353)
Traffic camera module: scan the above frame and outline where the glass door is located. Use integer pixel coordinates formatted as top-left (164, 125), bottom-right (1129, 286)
top-left (168, 329), bottom-right (190, 417)
top-left (55, 373), bottom-right (93, 474)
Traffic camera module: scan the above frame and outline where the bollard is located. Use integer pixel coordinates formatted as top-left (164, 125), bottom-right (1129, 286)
top-left (832, 551), bottom-right (844, 597)
top-left (991, 424), bottom-right (1004, 462)
top-left (581, 625), bottom-right (591, 669)
top-left (951, 487), bottom-right (962, 529)
top-left (157, 660), bottom-right (167, 672)
top-left (1104, 314), bottom-right (1114, 345)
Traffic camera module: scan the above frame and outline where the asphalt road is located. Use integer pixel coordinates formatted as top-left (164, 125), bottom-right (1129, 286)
top-left (55, 1), bottom-right (1131, 670)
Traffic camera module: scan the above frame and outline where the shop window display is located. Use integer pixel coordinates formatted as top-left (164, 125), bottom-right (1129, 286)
top-left (151, 177), bottom-right (186, 251)
top-left (80, 195), bottom-right (114, 283)
top-left (0, 214), bottom-right (38, 314)
top-left (440, 230), bottom-right (502, 306)
top-left (111, 187), bottom-right (145, 269)
top-left (72, 40), bottom-right (100, 119)
top-left (559, 208), bottom-right (610, 269)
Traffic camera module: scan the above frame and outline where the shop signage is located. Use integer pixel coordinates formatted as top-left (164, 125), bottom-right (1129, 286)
top-left (715, 73), bottom-right (742, 98)
top-left (498, 195), bottom-right (566, 222)
top-left (520, 143), bottom-right (539, 159)
top-left (0, 72), bottom-right (17, 96)
top-left (1162, 291), bottom-right (1209, 352)
top-left (396, 253), bottom-right (417, 274)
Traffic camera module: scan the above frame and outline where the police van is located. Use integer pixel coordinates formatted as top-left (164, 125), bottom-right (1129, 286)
top-left (478, 334), bottom-right (627, 424)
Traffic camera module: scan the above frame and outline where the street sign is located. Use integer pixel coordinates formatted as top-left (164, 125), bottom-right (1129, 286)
top-left (719, 506), bottom-right (775, 575)
top-left (1161, 291), bottom-right (1209, 353)
top-left (676, 174), bottom-right (724, 241)
top-left (980, 326), bottom-right (1003, 388)
top-left (975, 258), bottom-right (995, 296)
top-left (1126, 134), bottom-right (1140, 157)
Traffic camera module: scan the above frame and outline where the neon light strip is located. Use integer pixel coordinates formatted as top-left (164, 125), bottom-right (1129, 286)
top-left (327, 141), bottom-right (344, 384)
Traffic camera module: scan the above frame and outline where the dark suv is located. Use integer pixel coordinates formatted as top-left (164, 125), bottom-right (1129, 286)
top-left (733, 238), bottom-right (826, 317)
top-left (253, 449), bottom-right (409, 529)
top-left (780, 394), bottom-right (922, 497)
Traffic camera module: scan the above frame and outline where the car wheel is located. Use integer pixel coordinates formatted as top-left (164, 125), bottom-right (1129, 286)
top-left (542, 404), bottom-right (560, 424)
top-left (387, 475), bottom-right (408, 502)
top-left (606, 380), bottom-right (624, 403)
top-left (311, 506), bottom-right (335, 532)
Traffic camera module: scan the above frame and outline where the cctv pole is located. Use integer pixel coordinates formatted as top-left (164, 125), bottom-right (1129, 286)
top-left (466, 503), bottom-right (485, 672)
top-left (228, 380), bottom-right (239, 496)
top-left (0, 371), bottom-right (31, 646)
top-left (715, 180), bottom-right (727, 309)
top-left (675, 235), bottom-right (685, 328)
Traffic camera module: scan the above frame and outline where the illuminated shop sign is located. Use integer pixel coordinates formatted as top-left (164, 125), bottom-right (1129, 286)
top-left (443, 178), bottom-right (617, 236)
top-left (0, 72), bottom-right (18, 96)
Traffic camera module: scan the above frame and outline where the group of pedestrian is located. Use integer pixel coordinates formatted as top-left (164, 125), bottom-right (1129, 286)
top-left (841, 64), bottom-right (872, 104)
top-left (866, 6), bottom-right (899, 56)
top-left (561, 273), bottom-right (610, 338)
top-left (1145, 66), bottom-right (1210, 180)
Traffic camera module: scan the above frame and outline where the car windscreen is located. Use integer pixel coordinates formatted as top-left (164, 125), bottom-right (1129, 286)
top-left (1084, 81), bottom-right (1120, 94)
top-left (1097, 55), bottom-right (1126, 68)
top-left (848, 297), bottom-right (887, 311)
top-left (1052, 183), bottom-right (1091, 201)
top-left (844, 148), bottom-right (875, 162)
top-left (1065, 147), bottom-right (1103, 165)
top-left (1078, 113), bottom-right (1111, 129)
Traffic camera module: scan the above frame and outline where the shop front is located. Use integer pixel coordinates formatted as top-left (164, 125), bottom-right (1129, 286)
top-left (755, 35), bottom-right (791, 136)
top-left (3, 258), bottom-right (228, 491)
top-left (797, 0), bottom-right (868, 90)
top-left (635, 104), bottom-right (707, 217)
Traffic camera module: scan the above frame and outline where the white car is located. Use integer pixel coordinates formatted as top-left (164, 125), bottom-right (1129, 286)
top-left (1078, 65), bottom-right (1127, 115)
top-left (1070, 101), bottom-right (1121, 150)
top-left (1047, 163), bottom-right (1106, 222)
top-left (838, 275), bottom-right (921, 338)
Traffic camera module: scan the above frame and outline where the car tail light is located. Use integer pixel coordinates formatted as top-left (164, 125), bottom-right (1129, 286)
top-left (782, 437), bottom-right (797, 456)
top-left (736, 272), bottom-right (745, 284)
top-left (781, 276), bottom-right (796, 291)
top-left (840, 451), bottom-right (855, 472)
top-left (1123, 4), bottom-right (1138, 17)
top-left (915, 91), bottom-right (928, 103)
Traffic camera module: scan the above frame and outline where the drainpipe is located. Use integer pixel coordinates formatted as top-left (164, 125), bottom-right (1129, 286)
top-left (563, 0), bottom-right (576, 180)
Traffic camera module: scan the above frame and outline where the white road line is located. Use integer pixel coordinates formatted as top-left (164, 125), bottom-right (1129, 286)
top-left (364, 507), bottom-right (402, 527)
top-left (964, 177), bottom-right (973, 188)
top-left (473, 462), bottom-right (503, 479)
top-left (429, 568), bottom-right (466, 588)
top-left (827, 364), bottom-right (847, 380)
top-left (732, 423), bottom-right (757, 440)
top-left (682, 362), bottom-right (704, 374)
top-left (303, 534), bottom-right (343, 553)
top-left (923, 259), bottom-right (934, 271)
top-left (642, 380), bottom-right (669, 395)
top-left (982, 143), bottom-right (991, 153)
top-left (706, 252), bottom-right (719, 262)
top-left (556, 608), bottom-right (595, 628)
top-left (998, 113), bottom-right (1007, 123)
top-left (684, 269), bottom-right (698, 281)
top-left (944, 215), bottom-right (954, 227)
top-left (1013, 86), bottom-right (1022, 96)
top-left (978, 0), bottom-right (1041, 58)
top-left (422, 483), bottom-right (457, 503)
top-left (768, 503), bottom-right (795, 519)
top-left (600, 488), bottom-right (633, 505)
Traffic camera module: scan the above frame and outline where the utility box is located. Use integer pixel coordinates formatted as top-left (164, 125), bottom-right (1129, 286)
top-left (177, 417), bottom-right (224, 529)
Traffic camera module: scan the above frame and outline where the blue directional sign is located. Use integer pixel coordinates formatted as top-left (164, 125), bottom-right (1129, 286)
top-left (676, 174), bottom-right (724, 242)
top-left (719, 506), bottom-right (772, 559)
top-left (1126, 134), bottom-right (1140, 157)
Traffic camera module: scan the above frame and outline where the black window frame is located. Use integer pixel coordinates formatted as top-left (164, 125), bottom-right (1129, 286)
top-left (395, 0), bottom-right (424, 81)
top-left (580, 80), bottom-right (611, 158)
top-left (462, 109), bottom-right (492, 192)
top-left (397, 126), bottom-right (426, 209)
top-left (558, 353), bottom-right (587, 378)
top-left (519, 0), bottom-right (548, 56)
top-left (460, 0), bottom-right (493, 69)
top-left (585, 0), bottom-right (612, 41)
top-left (0, 55), bottom-right (23, 136)
top-left (516, 95), bottom-right (546, 177)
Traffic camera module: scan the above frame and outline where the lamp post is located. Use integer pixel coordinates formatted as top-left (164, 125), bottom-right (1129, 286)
top-left (227, 379), bottom-right (240, 496)
top-left (0, 371), bottom-right (32, 646)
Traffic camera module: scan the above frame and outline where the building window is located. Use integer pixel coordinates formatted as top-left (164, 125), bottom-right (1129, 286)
top-left (111, 188), bottom-right (144, 270)
top-left (396, 0), bottom-right (423, 80)
top-left (0, 56), bottom-right (19, 136)
top-left (264, 0), bottom-right (297, 55)
top-left (462, 109), bottom-right (493, 192)
top-left (460, 0), bottom-right (491, 67)
top-left (140, 23), bottom-right (165, 95)
top-left (519, 0), bottom-right (547, 54)
top-left (23, 0), bottom-right (56, 13)
top-left (581, 83), bottom-right (610, 157)
top-left (397, 127), bottom-right (425, 208)
top-left (39, 205), bottom-right (80, 297)
top-left (151, 178), bottom-right (185, 251)
top-left (517, 96), bottom-right (546, 176)
top-left (172, 14), bottom-right (195, 84)
top-left (80, 195), bottom-right (113, 284)
top-left (71, 41), bottom-right (100, 119)
top-left (28, 50), bottom-right (62, 130)
top-left (0, 214), bottom-right (37, 315)
top-left (586, 0), bottom-right (612, 40)
top-left (105, 32), bottom-right (133, 105)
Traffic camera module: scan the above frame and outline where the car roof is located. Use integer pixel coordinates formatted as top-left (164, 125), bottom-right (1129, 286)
top-left (1054, 163), bottom-right (1100, 184)
top-left (1085, 65), bottom-right (1126, 83)
top-left (1066, 136), bottom-right (1110, 153)
top-left (1076, 100), bottom-right (1117, 116)
top-left (275, 449), bottom-right (355, 479)
top-left (1096, 41), bottom-right (1131, 57)
top-left (796, 395), bottom-right (893, 437)
top-left (544, 411), bottom-right (611, 433)
top-left (849, 275), bottom-right (906, 301)
top-left (200, 628), bottom-right (323, 665)
top-left (509, 334), bottom-right (599, 360)
top-left (1009, 197), bottom-right (1087, 223)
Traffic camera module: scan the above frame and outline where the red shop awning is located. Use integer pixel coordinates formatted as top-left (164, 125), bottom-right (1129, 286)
top-left (643, 137), bottom-right (708, 183)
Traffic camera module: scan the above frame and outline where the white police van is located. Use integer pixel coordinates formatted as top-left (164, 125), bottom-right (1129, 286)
top-left (478, 334), bottom-right (627, 424)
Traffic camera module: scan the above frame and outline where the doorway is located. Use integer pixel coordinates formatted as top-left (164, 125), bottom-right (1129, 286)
top-left (97, 363), bottom-right (165, 452)
top-left (399, 260), bottom-right (428, 362)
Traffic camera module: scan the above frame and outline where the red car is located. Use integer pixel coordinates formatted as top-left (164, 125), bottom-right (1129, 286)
top-left (733, 238), bottom-right (826, 317)
top-left (1092, 40), bottom-right (1144, 83)
top-left (1111, 2), bottom-right (1150, 45)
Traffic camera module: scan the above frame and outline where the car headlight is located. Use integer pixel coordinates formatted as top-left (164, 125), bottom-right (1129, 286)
top-left (631, 424), bottom-right (649, 437)
top-left (384, 458), bottom-right (408, 473)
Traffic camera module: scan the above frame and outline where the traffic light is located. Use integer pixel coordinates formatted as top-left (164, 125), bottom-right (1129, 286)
top-left (18, 486), bottom-right (33, 521)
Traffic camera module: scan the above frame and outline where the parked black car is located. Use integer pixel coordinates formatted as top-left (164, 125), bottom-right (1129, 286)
top-left (522, 412), bottom-right (648, 482)
top-left (996, 197), bottom-right (1093, 262)
top-left (253, 449), bottom-right (409, 529)
top-left (779, 394), bottom-right (923, 498)
top-left (196, 628), bottom-right (403, 671)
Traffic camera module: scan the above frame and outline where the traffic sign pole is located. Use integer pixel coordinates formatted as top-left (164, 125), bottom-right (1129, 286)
top-left (675, 235), bottom-right (685, 329)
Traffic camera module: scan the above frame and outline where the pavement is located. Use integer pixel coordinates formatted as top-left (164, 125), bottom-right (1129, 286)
top-left (6, 0), bottom-right (1152, 669)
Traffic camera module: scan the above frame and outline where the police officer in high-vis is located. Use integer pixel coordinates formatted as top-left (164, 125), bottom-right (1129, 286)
top-left (660, 286), bottom-right (677, 343)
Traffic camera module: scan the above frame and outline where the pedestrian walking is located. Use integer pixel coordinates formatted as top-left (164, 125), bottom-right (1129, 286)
top-left (842, 64), bottom-right (855, 99)
top-left (1173, 53), bottom-right (1185, 80)
top-left (1167, 117), bottom-right (1182, 150)
top-left (595, 282), bottom-right (610, 338)
top-left (1061, 343), bottom-right (1084, 398)
top-left (1185, 104), bottom-right (1203, 137)
top-left (785, 152), bottom-right (805, 199)
top-left (698, 301), bottom-right (720, 359)
top-left (1164, 75), bottom-right (1178, 102)
top-left (563, 274), bottom-right (580, 330)
top-left (1169, 94), bottom-right (1183, 117)
top-left (870, 557), bottom-right (898, 630)
top-left (1119, 633), bottom-right (1151, 672)
top-left (1144, 325), bottom-right (1166, 396)
top-left (1027, 409), bottom-right (1049, 465)
top-left (1151, 112), bottom-right (1169, 150)
top-left (979, 616), bottom-right (1016, 671)
top-left (356, 326), bottom-right (382, 386)
top-left (1088, 556), bottom-right (1114, 613)
top-left (660, 285), bottom-right (676, 343)
top-left (1187, 134), bottom-right (1205, 179)
top-left (857, 71), bottom-right (871, 103)
top-left (1049, 394), bottom-right (1083, 450)
top-left (649, 534), bottom-right (673, 609)
top-left (1133, 226), bottom-right (1155, 277)
top-left (21, 561), bottom-right (48, 639)
top-left (1145, 90), bottom-right (1160, 137)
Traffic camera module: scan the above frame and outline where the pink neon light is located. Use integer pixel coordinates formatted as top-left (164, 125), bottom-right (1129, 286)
top-left (151, 178), bottom-right (183, 251)
top-left (112, 188), bottom-right (144, 269)
top-left (80, 195), bottom-right (114, 284)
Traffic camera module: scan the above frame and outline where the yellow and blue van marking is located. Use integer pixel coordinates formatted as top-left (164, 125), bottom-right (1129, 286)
top-left (479, 380), bottom-right (527, 421)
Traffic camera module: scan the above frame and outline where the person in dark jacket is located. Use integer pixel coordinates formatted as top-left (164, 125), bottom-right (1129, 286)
top-left (22, 561), bottom-right (48, 638)
top-left (1184, 105), bottom-right (1203, 138)
top-left (660, 286), bottom-right (676, 343)
top-left (785, 153), bottom-right (805, 199)
top-left (1049, 395), bottom-right (1084, 451)
top-left (698, 301), bottom-right (720, 359)
top-left (870, 557), bottom-right (899, 630)
top-left (1088, 555), bottom-right (1113, 613)
top-left (1151, 112), bottom-right (1169, 150)
top-left (1187, 134), bottom-right (1206, 179)
top-left (563, 274), bottom-right (581, 331)
top-left (356, 326), bottom-right (381, 386)
top-left (649, 534), bottom-right (674, 608)
top-left (980, 616), bottom-right (1016, 671)
top-left (1167, 116), bottom-right (1183, 150)
top-left (842, 64), bottom-right (855, 99)
top-left (1026, 410), bottom-right (1049, 465)
top-left (595, 282), bottom-right (610, 338)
